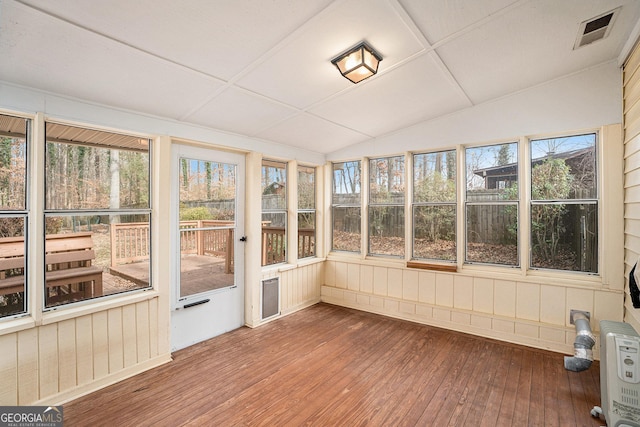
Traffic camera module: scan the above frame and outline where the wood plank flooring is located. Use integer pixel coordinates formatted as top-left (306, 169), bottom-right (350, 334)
top-left (63, 303), bottom-right (603, 426)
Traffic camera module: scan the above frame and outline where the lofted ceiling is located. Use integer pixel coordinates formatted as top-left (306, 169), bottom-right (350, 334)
top-left (1, 0), bottom-right (639, 156)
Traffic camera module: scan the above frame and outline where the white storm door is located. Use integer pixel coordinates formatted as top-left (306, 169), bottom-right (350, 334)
top-left (170, 144), bottom-right (245, 351)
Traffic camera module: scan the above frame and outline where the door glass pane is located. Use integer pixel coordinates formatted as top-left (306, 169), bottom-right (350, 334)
top-left (179, 158), bottom-right (236, 298)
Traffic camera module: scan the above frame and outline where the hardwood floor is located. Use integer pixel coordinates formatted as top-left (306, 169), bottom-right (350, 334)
top-left (63, 303), bottom-right (603, 426)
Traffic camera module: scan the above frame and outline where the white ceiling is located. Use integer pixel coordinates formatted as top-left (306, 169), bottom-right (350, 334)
top-left (1, 0), bottom-right (639, 156)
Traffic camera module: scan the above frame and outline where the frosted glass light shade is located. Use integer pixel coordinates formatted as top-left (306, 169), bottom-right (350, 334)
top-left (331, 42), bottom-right (382, 84)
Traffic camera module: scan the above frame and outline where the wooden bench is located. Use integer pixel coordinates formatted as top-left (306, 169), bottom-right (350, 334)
top-left (0, 232), bottom-right (103, 305)
top-left (0, 237), bottom-right (27, 296)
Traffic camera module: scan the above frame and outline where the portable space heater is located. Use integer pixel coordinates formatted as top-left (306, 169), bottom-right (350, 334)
top-left (592, 320), bottom-right (640, 426)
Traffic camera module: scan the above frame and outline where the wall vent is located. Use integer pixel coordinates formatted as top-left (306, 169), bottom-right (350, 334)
top-left (261, 277), bottom-right (280, 320)
top-left (574, 8), bottom-right (619, 50)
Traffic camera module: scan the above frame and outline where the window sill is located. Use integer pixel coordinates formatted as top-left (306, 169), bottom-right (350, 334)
top-left (0, 315), bottom-right (36, 336)
top-left (458, 263), bottom-right (607, 288)
top-left (407, 261), bottom-right (457, 272)
top-left (294, 257), bottom-right (325, 268)
top-left (260, 257), bottom-right (326, 273)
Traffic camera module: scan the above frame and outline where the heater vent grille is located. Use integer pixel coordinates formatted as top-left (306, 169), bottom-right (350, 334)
top-left (621, 386), bottom-right (640, 406)
top-left (261, 277), bottom-right (280, 320)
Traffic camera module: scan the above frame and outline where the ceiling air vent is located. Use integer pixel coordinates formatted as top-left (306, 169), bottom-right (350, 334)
top-left (574, 8), bottom-right (620, 49)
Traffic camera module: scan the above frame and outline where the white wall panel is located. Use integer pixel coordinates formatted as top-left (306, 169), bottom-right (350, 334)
top-left (0, 334), bottom-right (18, 405)
top-left (57, 320), bottom-right (77, 392)
top-left (321, 260), bottom-right (623, 355)
top-left (328, 62), bottom-right (622, 160)
top-left (0, 297), bottom-right (170, 406)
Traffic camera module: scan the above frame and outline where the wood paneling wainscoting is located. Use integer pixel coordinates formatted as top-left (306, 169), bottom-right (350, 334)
top-left (64, 303), bottom-right (602, 426)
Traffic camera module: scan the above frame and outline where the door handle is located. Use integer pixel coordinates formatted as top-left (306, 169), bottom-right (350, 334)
top-left (183, 299), bottom-right (210, 309)
top-left (239, 236), bottom-right (247, 242)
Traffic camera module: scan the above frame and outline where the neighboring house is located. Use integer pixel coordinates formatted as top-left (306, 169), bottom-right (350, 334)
top-left (473, 147), bottom-right (594, 191)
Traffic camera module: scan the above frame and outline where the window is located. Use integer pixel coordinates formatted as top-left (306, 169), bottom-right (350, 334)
top-left (329, 130), bottom-right (602, 276)
top-left (332, 161), bottom-right (361, 253)
top-left (297, 166), bottom-right (316, 259)
top-left (413, 150), bottom-right (456, 261)
top-left (44, 123), bottom-right (151, 308)
top-left (369, 156), bottom-right (405, 257)
top-left (262, 160), bottom-right (287, 266)
top-left (0, 114), bottom-right (28, 318)
top-left (530, 134), bottom-right (597, 272)
top-left (465, 143), bottom-right (518, 266)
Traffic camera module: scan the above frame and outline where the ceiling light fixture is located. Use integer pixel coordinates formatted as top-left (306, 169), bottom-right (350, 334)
top-left (331, 41), bottom-right (382, 84)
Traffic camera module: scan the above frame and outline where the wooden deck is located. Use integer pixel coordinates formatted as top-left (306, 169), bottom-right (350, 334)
top-left (63, 303), bottom-right (603, 426)
top-left (109, 254), bottom-right (234, 295)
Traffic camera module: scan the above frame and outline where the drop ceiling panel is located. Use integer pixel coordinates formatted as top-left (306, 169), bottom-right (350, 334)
top-left (1, 0), bottom-right (640, 157)
top-left (17, 0), bottom-right (335, 81)
top-left (257, 113), bottom-right (368, 154)
top-left (237, 0), bottom-right (425, 109)
top-left (186, 87), bottom-right (298, 136)
top-left (399, 0), bottom-right (520, 44)
top-left (0, 2), bottom-right (223, 119)
top-left (311, 53), bottom-right (471, 136)
top-left (436, 0), bottom-right (640, 104)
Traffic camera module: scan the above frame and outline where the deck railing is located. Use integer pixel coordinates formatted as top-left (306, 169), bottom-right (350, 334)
top-left (111, 221), bottom-right (233, 262)
top-left (111, 221), bottom-right (315, 270)
top-left (260, 226), bottom-right (315, 265)
top-left (298, 228), bottom-right (315, 259)
top-left (110, 222), bottom-right (151, 266)
top-left (261, 226), bottom-right (286, 265)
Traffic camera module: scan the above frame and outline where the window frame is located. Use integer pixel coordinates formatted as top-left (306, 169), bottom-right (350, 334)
top-left (411, 149), bottom-right (457, 263)
top-left (261, 159), bottom-right (288, 267)
top-left (528, 132), bottom-right (599, 274)
top-left (329, 129), bottom-right (607, 279)
top-left (331, 160), bottom-right (362, 254)
top-left (297, 165), bottom-right (316, 260)
top-left (43, 121), bottom-right (153, 310)
top-left (0, 113), bottom-right (30, 319)
top-left (367, 155), bottom-right (405, 258)
top-left (463, 142), bottom-right (520, 268)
